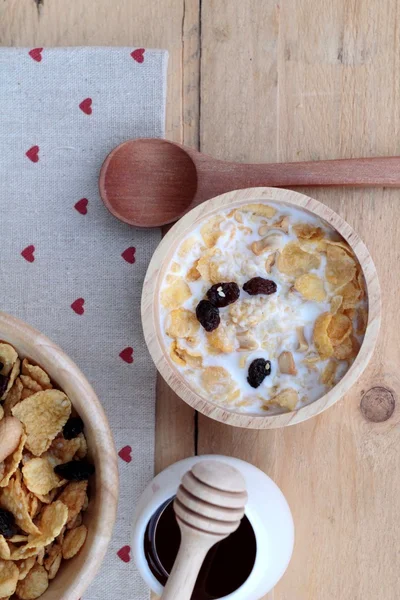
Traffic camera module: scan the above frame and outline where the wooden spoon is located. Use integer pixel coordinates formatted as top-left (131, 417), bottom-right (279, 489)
top-left (99, 138), bottom-right (400, 227)
top-left (160, 460), bottom-right (248, 600)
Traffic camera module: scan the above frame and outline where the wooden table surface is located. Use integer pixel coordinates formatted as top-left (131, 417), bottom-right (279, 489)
top-left (1, 1), bottom-right (399, 599)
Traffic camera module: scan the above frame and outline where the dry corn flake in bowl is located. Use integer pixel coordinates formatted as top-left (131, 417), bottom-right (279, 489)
top-left (0, 346), bottom-right (93, 599)
top-left (143, 188), bottom-right (380, 429)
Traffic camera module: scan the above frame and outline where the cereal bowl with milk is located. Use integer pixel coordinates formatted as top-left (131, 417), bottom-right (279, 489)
top-left (142, 187), bottom-right (381, 429)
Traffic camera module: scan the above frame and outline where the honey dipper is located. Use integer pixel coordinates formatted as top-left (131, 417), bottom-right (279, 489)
top-left (161, 460), bottom-right (248, 600)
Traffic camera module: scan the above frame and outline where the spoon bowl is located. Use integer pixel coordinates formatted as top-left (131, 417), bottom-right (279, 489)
top-left (99, 139), bottom-right (198, 227)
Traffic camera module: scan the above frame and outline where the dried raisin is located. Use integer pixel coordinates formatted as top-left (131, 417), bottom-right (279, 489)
top-left (0, 373), bottom-right (8, 397)
top-left (206, 282), bottom-right (240, 308)
top-left (0, 508), bottom-right (17, 538)
top-left (247, 358), bottom-right (271, 388)
top-left (54, 460), bottom-right (95, 481)
top-left (243, 277), bottom-right (277, 296)
top-left (195, 300), bottom-right (220, 332)
top-left (63, 416), bottom-right (84, 440)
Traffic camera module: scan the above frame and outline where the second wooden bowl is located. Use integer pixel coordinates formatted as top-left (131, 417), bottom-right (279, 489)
top-left (0, 312), bottom-right (118, 599)
top-left (142, 187), bottom-right (381, 429)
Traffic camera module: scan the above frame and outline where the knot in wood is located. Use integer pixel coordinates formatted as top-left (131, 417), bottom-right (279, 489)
top-left (360, 387), bottom-right (395, 422)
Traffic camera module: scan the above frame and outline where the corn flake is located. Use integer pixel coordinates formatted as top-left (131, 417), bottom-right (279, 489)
top-left (207, 324), bottom-right (237, 353)
top-left (333, 336), bottom-right (353, 360)
top-left (75, 433), bottom-right (88, 460)
top-left (313, 312), bottom-right (334, 359)
top-left (0, 537), bottom-right (10, 560)
top-left (12, 390), bottom-right (71, 456)
top-left (2, 378), bottom-right (23, 417)
top-left (45, 435), bottom-right (81, 465)
top-left (170, 342), bottom-right (203, 369)
top-left (16, 556), bottom-right (36, 581)
top-left (277, 242), bottom-right (320, 277)
top-left (321, 360), bottom-right (338, 386)
top-left (186, 261), bottom-right (201, 281)
top-left (160, 277), bottom-right (192, 309)
top-left (57, 481), bottom-right (88, 524)
top-left (344, 308), bottom-right (355, 320)
top-left (166, 308), bottom-right (199, 339)
top-left (339, 281), bottom-right (362, 310)
top-left (0, 344), bottom-right (18, 377)
top-left (326, 245), bottom-right (357, 288)
top-left (178, 236), bottom-right (198, 258)
top-left (1, 359), bottom-right (20, 402)
top-left (15, 564), bottom-right (48, 600)
top-left (267, 388), bottom-right (299, 411)
top-left (201, 367), bottom-right (239, 403)
top-left (330, 295), bottom-right (343, 314)
top-left (20, 389), bottom-right (36, 401)
top-left (11, 502), bottom-right (68, 562)
top-left (43, 544), bottom-right (62, 580)
top-left (9, 535), bottom-right (28, 544)
top-left (19, 376), bottom-right (42, 394)
top-left (28, 495), bottom-right (41, 520)
top-left (0, 471), bottom-right (40, 536)
top-left (200, 215), bottom-right (224, 248)
top-left (0, 560), bottom-right (19, 597)
top-left (196, 248), bottom-right (222, 283)
top-left (170, 262), bottom-right (180, 274)
top-left (294, 273), bottom-right (326, 302)
top-left (62, 525), bottom-right (87, 560)
top-left (22, 458), bottom-right (64, 496)
top-left (327, 313), bottom-right (352, 346)
top-left (21, 360), bottom-right (52, 391)
top-left (0, 433), bottom-right (27, 488)
top-left (293, 223), bottom-right (324, 241)
top-left (240, 203), bottom-right (277, 218)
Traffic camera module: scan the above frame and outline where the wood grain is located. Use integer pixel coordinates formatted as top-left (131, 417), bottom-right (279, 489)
top-left (199, 1), bottom-right (400, 599)
top-left (2, 0), bottom-right (400, 598)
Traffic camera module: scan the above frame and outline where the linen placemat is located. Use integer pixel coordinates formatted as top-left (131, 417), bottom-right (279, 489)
top-left (0, 46), bottom-right (167, 599)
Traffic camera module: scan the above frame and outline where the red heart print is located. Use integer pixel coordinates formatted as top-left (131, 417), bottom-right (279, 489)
top-left (79, 98), bottom-right (92, 115)
top-left (131, 48), bottom-right (145, 63)
top-left (21, 245), bottom-right (35, 263)
top-left (119, 347), bottom-right (134, 364)
top-left (29, 48), bottom-right (43, 62)
top-left (26, 146), bottom-right (39, 163)
top-left (71, 298), bottom-right (85, 315)
top-left (117, 546), bottom-right (131, 563)
top-left (75, 198), bottom-right (88, 215)
top-left (121, 247), bottom-right (136, 264)
top-left (118, 446), bottom-right (132, 463)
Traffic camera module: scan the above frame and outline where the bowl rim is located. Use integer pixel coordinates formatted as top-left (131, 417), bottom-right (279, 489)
top-left (142, 187), bottom-right (381, 429)
top-left (0, 311), bottom-right (119, 598)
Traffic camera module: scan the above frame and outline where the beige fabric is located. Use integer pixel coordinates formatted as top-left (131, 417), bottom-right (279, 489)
top-left (0, 46), bottom-right (168, 599)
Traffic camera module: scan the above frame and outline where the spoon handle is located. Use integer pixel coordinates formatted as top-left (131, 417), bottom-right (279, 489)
top-left (160, 527), bottom-right (217, 600)
top-left (198, 156), bottom-right (400, 195)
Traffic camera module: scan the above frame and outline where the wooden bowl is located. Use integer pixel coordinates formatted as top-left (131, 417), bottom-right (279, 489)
top-left (142, 187), bottom-right (381, 429)
top-left (0, 312), bottom-right (118, 599)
